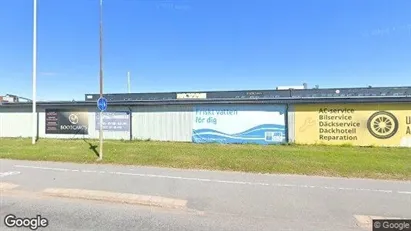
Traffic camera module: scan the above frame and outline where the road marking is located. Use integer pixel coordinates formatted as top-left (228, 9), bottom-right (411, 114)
top-left (81, 170), bottom-right (98, 173)
top-left (15, 165), bottom-right (71, 172)
top-left (109, 171), bottom-right (271, 186)
top-left (0, 171), bottom-right (21, 178)
top-left (14, 164), bottom-right (411, 195)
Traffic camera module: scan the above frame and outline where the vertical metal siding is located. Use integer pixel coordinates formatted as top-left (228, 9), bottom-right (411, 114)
top-left (38, 106), bottom-right (131, 140)
top-left (131, 105), bottom-right (193, 142)
top-left (0, 107), bottom-right (32, 137)
top-left (287, 105), bottom-right (296, 143)
top-left (0, 106), bottom-right (131, 140)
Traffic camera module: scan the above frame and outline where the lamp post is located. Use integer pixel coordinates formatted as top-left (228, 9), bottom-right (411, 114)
top-left (32, 0), bottom-right (37, 145)
top-left (98, 0), bottom-right (104, 160)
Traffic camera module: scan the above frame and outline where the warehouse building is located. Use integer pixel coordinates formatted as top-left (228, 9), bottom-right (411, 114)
top-left (0, 86), bottom-right (410, 147)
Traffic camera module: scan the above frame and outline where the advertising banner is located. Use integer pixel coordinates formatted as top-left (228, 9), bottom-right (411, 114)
top-left (294, 103), bottom-right (411, 147)
top-left (45, 109), bottom-right (89, 135)
top-left (192, 105), bottom-right (286, 144)
top-left (95, 111), bottom-right (130, 132)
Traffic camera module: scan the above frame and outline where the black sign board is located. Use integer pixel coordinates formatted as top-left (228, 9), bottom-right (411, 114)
top-left (45, 109), bottom-right (89, 134)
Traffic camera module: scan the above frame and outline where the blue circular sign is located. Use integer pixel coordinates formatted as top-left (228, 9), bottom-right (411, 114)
top-left (97, 97), bottom-right (108, 111)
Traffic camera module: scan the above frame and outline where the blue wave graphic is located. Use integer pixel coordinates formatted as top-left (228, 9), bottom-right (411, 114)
top-left (192, 124), bottom-right (286, 144)
top-left (232, 124), bottom-right (285, 136)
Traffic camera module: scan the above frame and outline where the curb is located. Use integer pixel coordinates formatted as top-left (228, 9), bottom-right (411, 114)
top-left (42, 188), bottom-right (188, 209)
top-left (0, 182), bottom-right (19, 190)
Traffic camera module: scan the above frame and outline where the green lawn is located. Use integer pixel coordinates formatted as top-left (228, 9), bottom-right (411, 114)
top-left (0, 138), bottom-right (410, 180)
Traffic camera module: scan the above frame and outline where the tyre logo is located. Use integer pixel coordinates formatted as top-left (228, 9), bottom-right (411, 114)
top-left (367, 111), bottom-right (399, 139)
top-left (69, 114), bottom-right (79, 125)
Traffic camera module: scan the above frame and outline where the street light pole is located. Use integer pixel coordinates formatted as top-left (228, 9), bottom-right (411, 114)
top-left (32, 0), bottom-right (37, 145)
top-left (98, 0), bottom-right (104, 160)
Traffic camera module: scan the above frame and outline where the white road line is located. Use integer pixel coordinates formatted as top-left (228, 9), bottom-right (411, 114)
top-left (81, 170), bottom-right (98, 173)
top-left (13, 164), bottom-right (411, 195)
top-left (14, 165), bottom-right (71, 172)
top-left (375, 190), bottom-right (393, 193)
top-left (0, 171), bottom-right (21, 178)
top-left (274, 184), bottom-right (394, 193)
top-left (338, 187), bottom-right (355, 191)
top-left (109, 171), bottom-right (270, 186)
top-left (273, 183), bottom-right (296, 187)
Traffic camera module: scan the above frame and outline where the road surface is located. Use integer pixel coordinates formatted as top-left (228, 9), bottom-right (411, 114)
top-left (1, 159), bottom-right (410, 231)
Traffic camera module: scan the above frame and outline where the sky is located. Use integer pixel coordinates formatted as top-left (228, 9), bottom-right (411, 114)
top-left (0, 0), bottom-right (410, 101)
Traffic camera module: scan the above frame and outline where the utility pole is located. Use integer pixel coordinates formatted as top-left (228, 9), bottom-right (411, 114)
top-left (32, 0), bottom-right (37, 145)
top-left (98, 0), bottom-right (104, 160)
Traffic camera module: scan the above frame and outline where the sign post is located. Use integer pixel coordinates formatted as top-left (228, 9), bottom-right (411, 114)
top-left (98, 0), bottom-right (104, 161)
top-left (32, 0), bottom-right (37, 145)
top-left (97, 97), bottom-right (107, 160)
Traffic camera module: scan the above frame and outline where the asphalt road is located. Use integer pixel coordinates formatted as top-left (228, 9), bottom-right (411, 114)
top-left (1, 159), bottom-right (410, 231)
top-left (1, 193), bottom-right (285, 231)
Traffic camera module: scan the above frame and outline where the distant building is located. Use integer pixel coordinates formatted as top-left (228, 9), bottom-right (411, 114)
top-left (276, 83), bottom-right (308, 90)
top-left (0, 95), bottom-right (18, 103)
top-left (0, 94), bottom-right (31, 103)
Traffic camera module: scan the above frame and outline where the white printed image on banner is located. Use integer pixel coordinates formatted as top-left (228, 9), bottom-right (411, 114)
top-left (192, 105), bottom-right (286, 144)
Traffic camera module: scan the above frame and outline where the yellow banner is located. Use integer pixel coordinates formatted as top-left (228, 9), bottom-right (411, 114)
top-left (294, 103), bottom-right (411, 147)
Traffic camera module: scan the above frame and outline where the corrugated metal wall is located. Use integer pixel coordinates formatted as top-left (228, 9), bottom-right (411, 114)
top-left (0, 107), bottom-right (33, 137)
top-left (131, 105), bottom-right (193, 142)
top-left (287, 105), bottom-right (296, 143)
top-left (0, 106), bottom-right (132, 140)
top-left (0, 105), bottom-right (194, 142)
top-left (38, 106), bottom-right (131, 140)
top-left (0, 104), bottom-right (294, 142)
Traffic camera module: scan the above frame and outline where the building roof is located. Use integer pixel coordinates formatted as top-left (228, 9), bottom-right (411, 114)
top-left (1, 86), bottom-right (411, 108)
top-left (84, 86), bottom-right (411, 101)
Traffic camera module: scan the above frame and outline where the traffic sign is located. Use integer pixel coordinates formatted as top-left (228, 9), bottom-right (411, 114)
top-left (97, 97), bottom-right (107, 111)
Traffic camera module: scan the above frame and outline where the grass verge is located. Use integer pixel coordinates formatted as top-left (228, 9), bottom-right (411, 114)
top-left (0, 138), bottom-right (410, 180)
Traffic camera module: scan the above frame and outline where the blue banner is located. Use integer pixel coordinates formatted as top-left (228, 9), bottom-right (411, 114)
top-left (192, 105), bottom-right (286, 144)
top-left (95, 111), bottom-right (130, 132)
